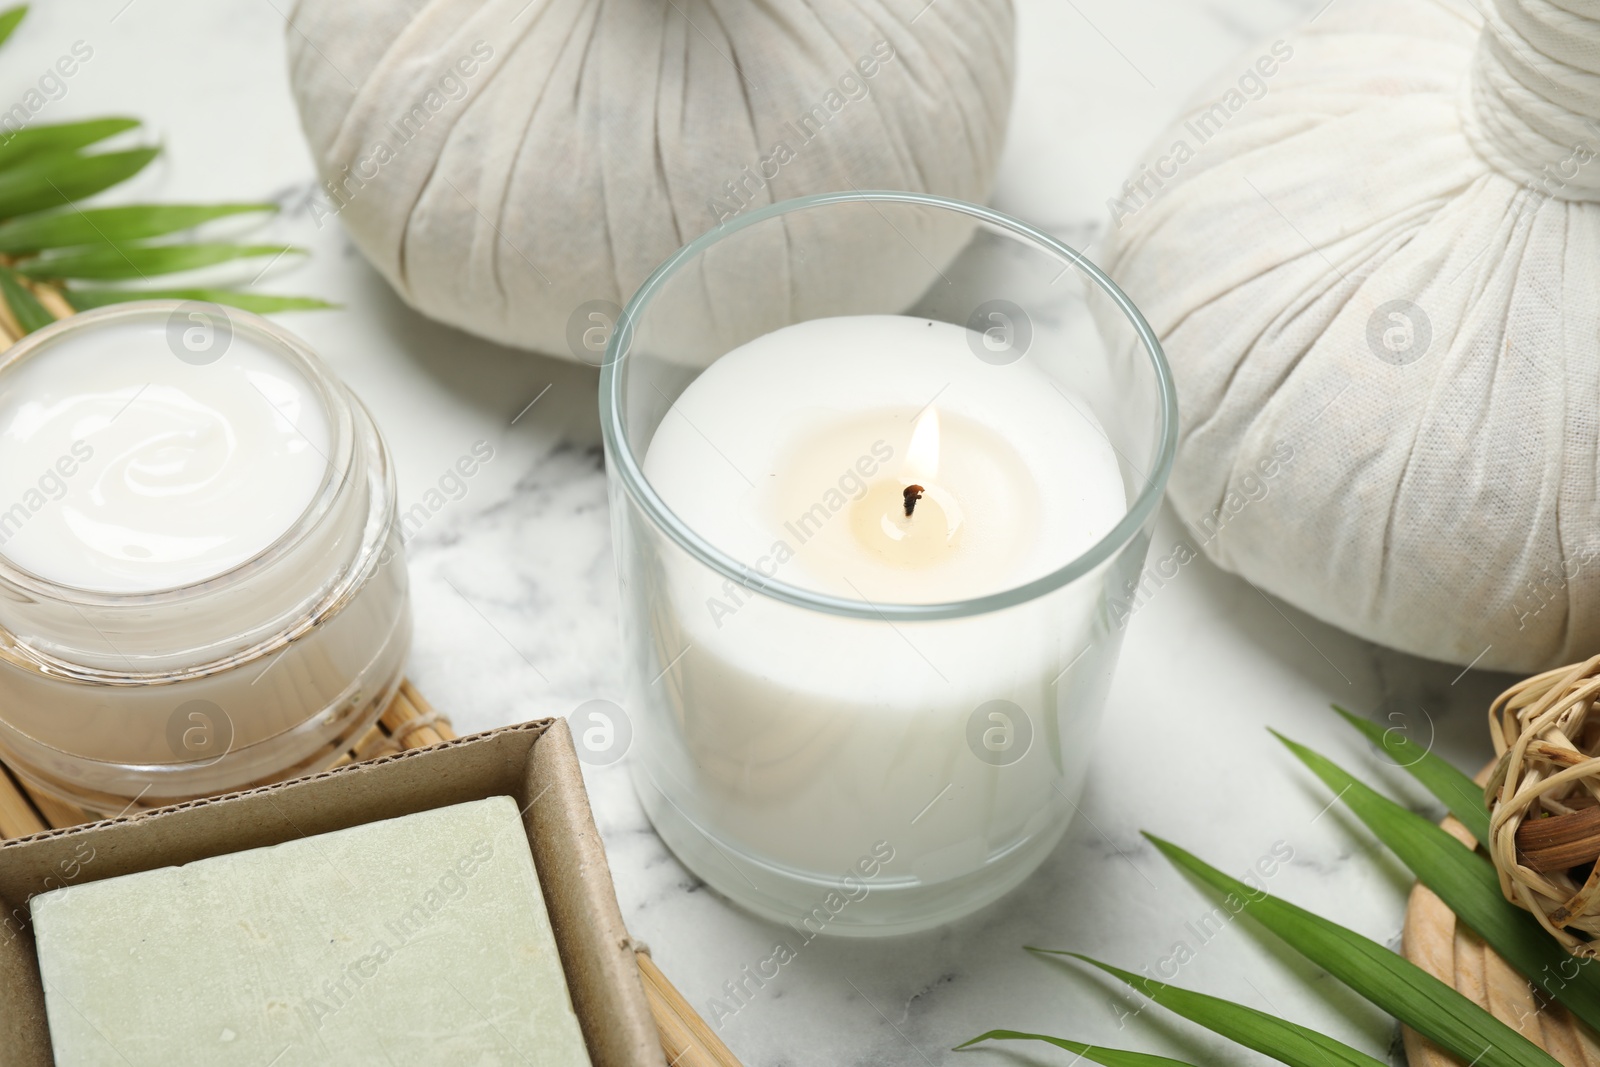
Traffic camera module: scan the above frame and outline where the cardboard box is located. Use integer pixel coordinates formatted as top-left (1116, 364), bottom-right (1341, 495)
top-left (0, 717), bottom-right (664, 1067)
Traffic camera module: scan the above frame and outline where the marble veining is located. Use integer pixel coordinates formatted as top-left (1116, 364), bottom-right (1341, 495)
top-left (11, 0), bottom-right (1511, 1063)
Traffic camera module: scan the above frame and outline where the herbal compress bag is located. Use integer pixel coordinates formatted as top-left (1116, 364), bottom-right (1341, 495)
top-left (1101, 0), bottom-right (1600, 672)
top-left (285, 0), bottom-right (1013, 359)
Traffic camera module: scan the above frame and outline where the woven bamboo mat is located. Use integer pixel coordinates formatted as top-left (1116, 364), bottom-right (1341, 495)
top-left (1402, 770), bottom-right (1600, 1067)
top-left (0, 679), bottom-right (740, 1067)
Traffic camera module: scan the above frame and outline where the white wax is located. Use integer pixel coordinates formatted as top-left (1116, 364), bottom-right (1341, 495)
top-left (637, 315), bottom-right (1129, 889)
top-left (0, 318), bottom-right (330, 592)
top-left (646, 314), bottom-right (1125, 603)
top-left (30, 797), bottom-right (591, 1066)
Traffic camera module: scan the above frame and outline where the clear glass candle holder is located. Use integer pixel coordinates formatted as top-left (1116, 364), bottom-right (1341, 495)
top-left (600, 192), bottom-right (1175, 935)
top-left (0, 302), bottom-right (411, 811)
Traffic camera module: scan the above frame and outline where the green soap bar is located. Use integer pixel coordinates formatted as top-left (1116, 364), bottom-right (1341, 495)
top-left (31, 796), bottom-right (593, 1066)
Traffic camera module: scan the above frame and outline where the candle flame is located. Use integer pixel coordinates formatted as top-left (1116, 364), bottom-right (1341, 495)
top-left (906, 407), bottom-right (940, 481)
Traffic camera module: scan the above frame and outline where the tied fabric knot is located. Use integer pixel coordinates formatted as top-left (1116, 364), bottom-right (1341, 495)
top-left (284, 0), bottom-right (1017, 359)
top-left (1464, 0), bottom-right (1600, 199)
top-left (1098, 0), bottom-right (1600, 673)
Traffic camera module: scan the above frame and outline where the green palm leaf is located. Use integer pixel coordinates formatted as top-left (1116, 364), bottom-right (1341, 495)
top-left (64, 288), bottom-right (335, 314)
top-left (0, 5), bottom-right (328, 324)
top-left (0, 266), bottom-right (50, 333)
top-left (1146, 833), bottom-right (1561, 1067)
top-left (0, 146), bottom-right (159, 219)
top-left (1332, 705), bottom-right (1492, 843)
top-left (20, 243), bottom-right (300, 281)
top-left (0, 5), bottom-right (25, 50)
top-left (1276, 732), bottom-right (1600, 1031)
top-left (0, 203), bottom-right (273, 254)
top-left (956, 1030), bottom-right (1196, 1065)
top-left (1036, 952), bottom-right (1388, 1067)
top-left (0, 117), bottom-right (141, 171)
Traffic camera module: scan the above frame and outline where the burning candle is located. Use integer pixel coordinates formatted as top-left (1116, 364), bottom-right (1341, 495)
top-left (634, 313), bottom-right (1128, 932)
top-left (648, 317), bottom-right (1121, 606)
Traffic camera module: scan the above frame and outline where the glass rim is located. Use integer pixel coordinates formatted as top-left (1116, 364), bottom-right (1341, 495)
top-left (0, 300), bottom-right (356, 607)
top-left (599, 190), bottom-right (1178, 622)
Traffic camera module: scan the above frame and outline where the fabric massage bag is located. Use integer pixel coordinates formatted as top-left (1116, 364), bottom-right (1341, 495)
top-left (1102, 0), bottom-right (1600, 673)
top-left (286, 0), bottom-right (1014, 361)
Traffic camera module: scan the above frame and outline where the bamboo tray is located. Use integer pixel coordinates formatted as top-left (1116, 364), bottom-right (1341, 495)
top-left (0, 680), bottom-right (741, 1067)
top-left (1402, 773), bottom-right (1600, 1067)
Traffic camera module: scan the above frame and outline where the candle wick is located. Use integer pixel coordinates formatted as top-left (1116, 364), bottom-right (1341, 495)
top-left (902, 484), bottom-right (924, 517)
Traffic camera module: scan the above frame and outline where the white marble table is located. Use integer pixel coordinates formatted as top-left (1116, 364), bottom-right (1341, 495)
top-left (16, 1), bottom-right (1508, 1063)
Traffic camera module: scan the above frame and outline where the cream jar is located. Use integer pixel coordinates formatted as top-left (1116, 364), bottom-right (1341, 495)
top-left (0, 302), bottom-right (410, 810)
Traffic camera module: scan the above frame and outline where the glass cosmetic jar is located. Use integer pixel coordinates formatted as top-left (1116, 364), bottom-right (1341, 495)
top-left (600, 192), bottom-right (1176, 935)
top-left (0, 301), bottom-right (410, 810)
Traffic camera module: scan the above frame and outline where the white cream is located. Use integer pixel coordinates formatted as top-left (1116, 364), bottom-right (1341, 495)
top-left (0, 318), bottom-right (330, 592)
top-left (0, 304), bottom-right (410, 810)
